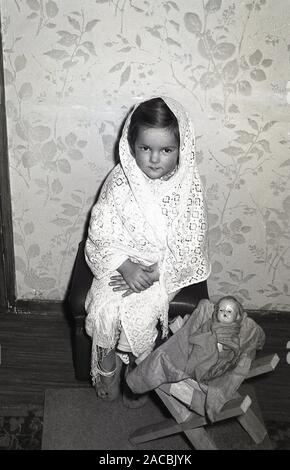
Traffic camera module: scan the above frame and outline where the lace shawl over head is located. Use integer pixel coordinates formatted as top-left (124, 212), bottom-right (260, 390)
top-left (84, 96), bottom-right (211, 380)
top-left (117, 95), bottom-right (211, 291)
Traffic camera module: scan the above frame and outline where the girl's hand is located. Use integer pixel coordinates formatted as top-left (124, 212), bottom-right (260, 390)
top-left (109, 259), bottom-right (158, 295)
top-left (148, 262), bottom-right (159, 282)
top-left (109, 274), bottom-right (131, 294)
top-left (117, 259), bottom-right (154, 292)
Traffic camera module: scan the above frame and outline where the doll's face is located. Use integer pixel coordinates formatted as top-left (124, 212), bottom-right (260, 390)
top-left (217, 299), bottom-right (239, 324)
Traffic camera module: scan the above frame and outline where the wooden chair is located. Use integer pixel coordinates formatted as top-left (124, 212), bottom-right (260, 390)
top-left (130, 318), bottom-right (279, 450)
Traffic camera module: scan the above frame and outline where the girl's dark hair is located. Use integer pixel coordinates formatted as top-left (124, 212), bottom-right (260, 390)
top-left (127, 97), bottom-right (180, 150)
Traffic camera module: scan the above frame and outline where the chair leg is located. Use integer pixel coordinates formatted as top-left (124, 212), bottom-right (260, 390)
top-left (73, 325), bottom-right (91, 381)
top-left (130, 387), bottom-right (265, 449)
top-left (130, 418), bottom-right (185, 445)
top-left (236, 392), bottom-right (268, 444)
top-left (182, 427), bottom-right (218, 451)
top-left (156, 388), bottom-right (217, 450)
top-left (130, 394), bottom-right (252, 446)
top-left (237, 408), bottom-right (267, 444)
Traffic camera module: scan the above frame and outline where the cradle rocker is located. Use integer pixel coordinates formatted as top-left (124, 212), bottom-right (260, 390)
top-left (130, 318), bottom-right (279, 450)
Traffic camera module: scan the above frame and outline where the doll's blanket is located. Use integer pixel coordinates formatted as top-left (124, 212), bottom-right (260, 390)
top-left (186, 315), bottom-right (242, 383)
top-left (126, 299), bottom-right (265, 421)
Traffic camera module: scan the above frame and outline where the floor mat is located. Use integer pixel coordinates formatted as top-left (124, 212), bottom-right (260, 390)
top-left (41, 385), bottom-right (272, 450)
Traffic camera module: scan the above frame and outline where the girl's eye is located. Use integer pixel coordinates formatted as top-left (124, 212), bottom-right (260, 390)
top-left (163, 148), bottom-right (172, 154)
top-left (140, 146), bottom-right (150, 151)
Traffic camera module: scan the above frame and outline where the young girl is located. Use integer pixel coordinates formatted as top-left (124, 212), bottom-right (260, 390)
top-left (84, 96), bottom-right (211, 403)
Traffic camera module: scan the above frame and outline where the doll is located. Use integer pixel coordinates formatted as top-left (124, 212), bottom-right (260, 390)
top-left (212, 296), bottom-right (243, 355)
top-left (170, 296), bottom-right (243, 365)
top-left (126, 296), bottom-right (265, 419)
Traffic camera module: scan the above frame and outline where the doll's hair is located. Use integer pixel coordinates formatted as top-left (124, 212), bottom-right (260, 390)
top-left (214, 296), bottom-right (244, 321)
top-left (127, 97), bottom-right (180, 150)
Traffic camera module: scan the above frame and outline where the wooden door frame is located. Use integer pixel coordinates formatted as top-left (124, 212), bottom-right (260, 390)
top-left (0, 23), bottom-right (16, 312)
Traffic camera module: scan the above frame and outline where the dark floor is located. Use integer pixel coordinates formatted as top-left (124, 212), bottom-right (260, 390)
top-left (0, 311), bottom-right (289, 423)
top-left (0, 312), bottom-right (90, 415)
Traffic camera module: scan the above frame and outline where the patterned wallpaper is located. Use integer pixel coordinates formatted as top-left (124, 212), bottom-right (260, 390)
top-left (0, 0), bottom-right (289, 310)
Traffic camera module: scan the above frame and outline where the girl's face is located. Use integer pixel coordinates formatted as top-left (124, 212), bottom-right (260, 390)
top-left (133, 126), bottom-right (179, 179)
top-left (217, 299), bottom-right (239, 324)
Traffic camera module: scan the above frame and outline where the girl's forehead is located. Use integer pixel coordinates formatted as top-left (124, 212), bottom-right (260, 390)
top-left (136, 126), bottom-right (179, 144)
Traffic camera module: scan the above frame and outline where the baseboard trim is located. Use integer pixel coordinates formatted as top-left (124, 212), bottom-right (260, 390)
top-left (3, 300), bottom-right (289, 317)
top-left (247, 309), bottom-right (290, 316)
top-left (14, 299), bottom-right (64, 315)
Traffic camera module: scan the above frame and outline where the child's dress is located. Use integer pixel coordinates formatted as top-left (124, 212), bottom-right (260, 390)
top-left (84, 96), bottom-right (211, 384)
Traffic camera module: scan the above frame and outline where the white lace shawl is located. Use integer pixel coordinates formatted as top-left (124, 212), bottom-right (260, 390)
top-left (84, 96), bottom-right (211, 381)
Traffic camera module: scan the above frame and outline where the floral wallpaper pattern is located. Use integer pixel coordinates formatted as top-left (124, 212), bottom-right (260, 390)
top-left (0, 0), bottom-right (289, 310)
